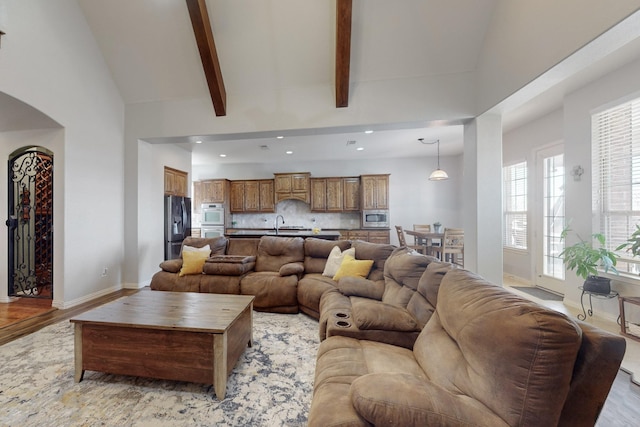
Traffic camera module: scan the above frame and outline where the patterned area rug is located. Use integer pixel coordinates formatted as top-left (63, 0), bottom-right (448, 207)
top-left (0, 312), bottom-right (318, 426)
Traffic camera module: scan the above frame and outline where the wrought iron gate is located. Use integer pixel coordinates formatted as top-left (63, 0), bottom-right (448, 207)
top-left (6, 146), bottom-right (54, 298)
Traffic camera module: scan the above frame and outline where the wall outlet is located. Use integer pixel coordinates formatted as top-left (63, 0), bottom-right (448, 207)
top-left (101, 267), bottom-right (108, 277)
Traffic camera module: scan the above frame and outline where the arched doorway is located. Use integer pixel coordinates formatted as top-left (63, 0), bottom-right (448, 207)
top-left (6, 146), bottom-right (54, 299)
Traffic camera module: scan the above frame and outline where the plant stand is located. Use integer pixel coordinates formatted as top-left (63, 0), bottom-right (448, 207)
top-left (578, 286), bottom-right (619, 320)
top-left (618, 296), bottom-right (640, 342)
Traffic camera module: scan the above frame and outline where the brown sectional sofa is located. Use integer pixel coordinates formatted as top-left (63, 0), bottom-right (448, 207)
top-left (149, 235), bottom-right (626, 426)
top-left (309, 268), bottom-right (627, 427)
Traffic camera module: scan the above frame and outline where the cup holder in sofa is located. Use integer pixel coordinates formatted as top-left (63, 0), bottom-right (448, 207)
top-left (335, 320), bottom-right (351, 328)
top-left (334, 312), bottom-right (350, 319)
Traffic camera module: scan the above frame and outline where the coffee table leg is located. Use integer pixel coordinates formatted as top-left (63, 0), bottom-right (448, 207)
top-left (213, 332), bottom-right (227, 399)
top-left (74, 323), bottom-right (85, 382)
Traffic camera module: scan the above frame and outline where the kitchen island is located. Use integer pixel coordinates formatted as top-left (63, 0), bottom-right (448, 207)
top-left (225, 229), bottom-right (341, 240)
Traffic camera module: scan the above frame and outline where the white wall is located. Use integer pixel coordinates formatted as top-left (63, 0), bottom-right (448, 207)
top-left (503, 56), bottom-right (640, 321)
top-left (0, 0), bottom-right (124, 306)
top-left (503, 109), bottom-right (563, 281)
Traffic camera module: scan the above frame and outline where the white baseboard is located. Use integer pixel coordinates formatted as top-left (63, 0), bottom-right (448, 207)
top-left (52, 284), bottom-right (123, 310)
top-left (123, 280), bottom-right (149, 289)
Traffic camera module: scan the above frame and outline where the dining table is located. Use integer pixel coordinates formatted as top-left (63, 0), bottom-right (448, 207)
top-left (404, 229), bottom-right (444, 257)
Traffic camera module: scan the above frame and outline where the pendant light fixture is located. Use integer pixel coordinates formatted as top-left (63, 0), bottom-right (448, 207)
top-left (420, 138), bottom-right (449, 181)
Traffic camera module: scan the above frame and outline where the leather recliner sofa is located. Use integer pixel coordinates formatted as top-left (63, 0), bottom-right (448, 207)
top-left (319, 247), bottom-right (454, 349)
top-left (308, 268), bottom-right (626, 427)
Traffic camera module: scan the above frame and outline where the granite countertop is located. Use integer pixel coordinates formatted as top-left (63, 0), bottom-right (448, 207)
top-left (225, 229), bottom-right (342, 238)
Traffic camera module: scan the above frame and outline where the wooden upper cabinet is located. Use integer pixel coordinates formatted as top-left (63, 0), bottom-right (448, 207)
top-left (326, 178), bottom-right (344, 212)
top-left (229, 181), bottom-right (245, 212)
top-left (310, 178), bottom-right (327, 211)
top-left (342, 177), bottom-right (360, 211)
top-left (274, 172), bottom-right (310, 203)
top-left (193, 179), bottom-right (228, 213)
top-left (229, 179), bottom-right (275, 213)
top-left (164, 166), bottom-right (188, 197)
top-left (360, 174), bottom-right (389, 210)
top-left (312, 176), bottom-right (359, 212)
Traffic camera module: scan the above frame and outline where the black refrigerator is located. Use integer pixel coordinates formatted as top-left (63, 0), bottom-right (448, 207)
top-left (164, 195), bottom-right (191, 260)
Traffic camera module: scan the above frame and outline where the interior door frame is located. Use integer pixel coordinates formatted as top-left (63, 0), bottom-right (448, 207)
top-left (7, 145), bottom-right (54, 299)
top-left (534, 143), bottom-right (565, 294)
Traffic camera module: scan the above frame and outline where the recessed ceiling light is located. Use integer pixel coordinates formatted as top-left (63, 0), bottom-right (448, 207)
top-left (364, 130), bottom-right (373, 134)
top-left (195, 140), bottom-right (203, 144)
top-left (285, 150), bottom-right (293, 155)
top-left (219, 154), bottom-right (226, 157)
top-left (356, 147), bottom-right (364, 151)
top-left (276, 136), bottom-right (284, 139)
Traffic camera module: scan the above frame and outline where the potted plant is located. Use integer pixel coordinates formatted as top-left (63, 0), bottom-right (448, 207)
top-left (559, 226), bottom-right (618, 295)
top-left (616, 224), bottom-right (640, 258)
top-left (433, 222), bottom-right (442, 233)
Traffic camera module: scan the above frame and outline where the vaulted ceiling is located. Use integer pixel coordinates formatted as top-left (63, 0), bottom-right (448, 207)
top-left (73, 0), bottom-right (640, 163)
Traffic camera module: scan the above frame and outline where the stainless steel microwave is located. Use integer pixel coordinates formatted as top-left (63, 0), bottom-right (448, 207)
top-left (362, 210), bottom-right (389, 228)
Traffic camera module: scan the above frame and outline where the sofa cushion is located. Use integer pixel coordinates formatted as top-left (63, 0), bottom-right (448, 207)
top-left (279, 262), bottom-right (304, 276)
top-left (350, 373), bottom-right (508, 427)
top-left (304, 238), bottom-right (351, 274)
top-left (202, 261), bottom-right (255, 276)
top-left (298, 273), bottom-right (340, 319)
top-left (255, 236), bottom-right (305, 272)
top-left (322, 246), bottom-right (355, 277)
top-left (179, 250), bottom-right (209, 276)
top-left (336, 276), bottom-right (385, 300)
top-left (351, 298), bottom-right (420, 332)
top-left (158, 258), bottom-right (182, 274)
top-left (181, 236), bottom-right (227, 256)
top-left (351, 240), bottom-right (395, 282)
top-left (406, 260), bottom-right (453, 328)
top-left (333, 255), bottom-right (374, 281)
top-left (414, 269), bottom-right (582, 427)
top-left (382, 247), bottom-right (436, 307)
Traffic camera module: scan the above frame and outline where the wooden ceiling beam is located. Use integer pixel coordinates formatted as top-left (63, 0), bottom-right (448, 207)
top-left (186, 0), bottom-right (226, 116)
top-left (335, 0), bottom-right (352, 108)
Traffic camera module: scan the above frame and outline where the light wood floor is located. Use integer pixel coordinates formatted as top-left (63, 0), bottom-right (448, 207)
top-left (0, 289), bottom-right (138, 346)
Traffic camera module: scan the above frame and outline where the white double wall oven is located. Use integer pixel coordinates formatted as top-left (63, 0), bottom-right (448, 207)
top-left (201, 203), bottom-right (225, 238)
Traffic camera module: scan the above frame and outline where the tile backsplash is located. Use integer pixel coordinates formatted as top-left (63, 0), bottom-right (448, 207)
top-left (229, 199), bottom-right (361, 230)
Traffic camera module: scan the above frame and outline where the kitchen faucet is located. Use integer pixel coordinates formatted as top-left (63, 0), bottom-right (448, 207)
top-left (274, 215), bottom-right (285, 235)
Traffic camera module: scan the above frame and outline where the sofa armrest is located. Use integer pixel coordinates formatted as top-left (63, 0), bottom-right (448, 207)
top-left (159, 259), bottom-right (182, 274)
top-left (279, 262), bottom-right (305, 276)
top-left (351, 298), bottom-right (419, 332)
top-left (351, 373), bottom-right (508, 427)
top-left (337, 276), bottom-right (384, 300)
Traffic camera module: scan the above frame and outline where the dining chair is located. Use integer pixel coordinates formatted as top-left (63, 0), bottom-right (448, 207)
top-left (395, 225), bottom-right (425, 253)
top-left (413, 224), bottom-right (434, 255)
top-left (432, 227), bottom-right (464, 266)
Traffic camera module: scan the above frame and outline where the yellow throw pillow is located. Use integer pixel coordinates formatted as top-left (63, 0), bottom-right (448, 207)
top-left (333, 255), bottom-right (374, 281)
top-left (179, 250), bottom-right (209, 276)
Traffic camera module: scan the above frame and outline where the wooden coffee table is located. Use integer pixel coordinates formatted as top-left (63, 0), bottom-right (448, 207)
top-left (70, 291), bottom-right (254, 399)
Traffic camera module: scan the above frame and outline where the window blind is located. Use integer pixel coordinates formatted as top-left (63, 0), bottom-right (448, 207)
top-left (503, 161), bottom-right (527, 250)
top-left (592, 97), bottom-right (640, 273)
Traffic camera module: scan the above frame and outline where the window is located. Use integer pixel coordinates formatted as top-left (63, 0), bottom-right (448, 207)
top-left (542, 153), bottom-right (565, 279)
top-left (503, 161), bottom-right (527, 250)
top-left (592, 96), bottom-right (640, 275)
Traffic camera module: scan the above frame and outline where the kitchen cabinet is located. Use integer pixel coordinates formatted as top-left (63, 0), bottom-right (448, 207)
top-left (311, 177), bottom-right (359, 212)
top-left (193, 179), bottom-right (228, 213)
top-left (164, 167), bottom-right (188, 197)
top-left (360, 174), bottom-right (389, 210)
top-left (338, 229), bottom-right (390, 244)
top-left (368, 230), bottom-right (391, 244)
top-left (342, 177), bottom-right (360, 211)
top-left (274, 172), bottom-right (310, 203)
top-left (230, 179), bottom-right (275, 213)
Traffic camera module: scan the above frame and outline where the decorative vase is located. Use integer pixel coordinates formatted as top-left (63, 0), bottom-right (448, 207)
top-left (583, 275), bottom-right (611, 295)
